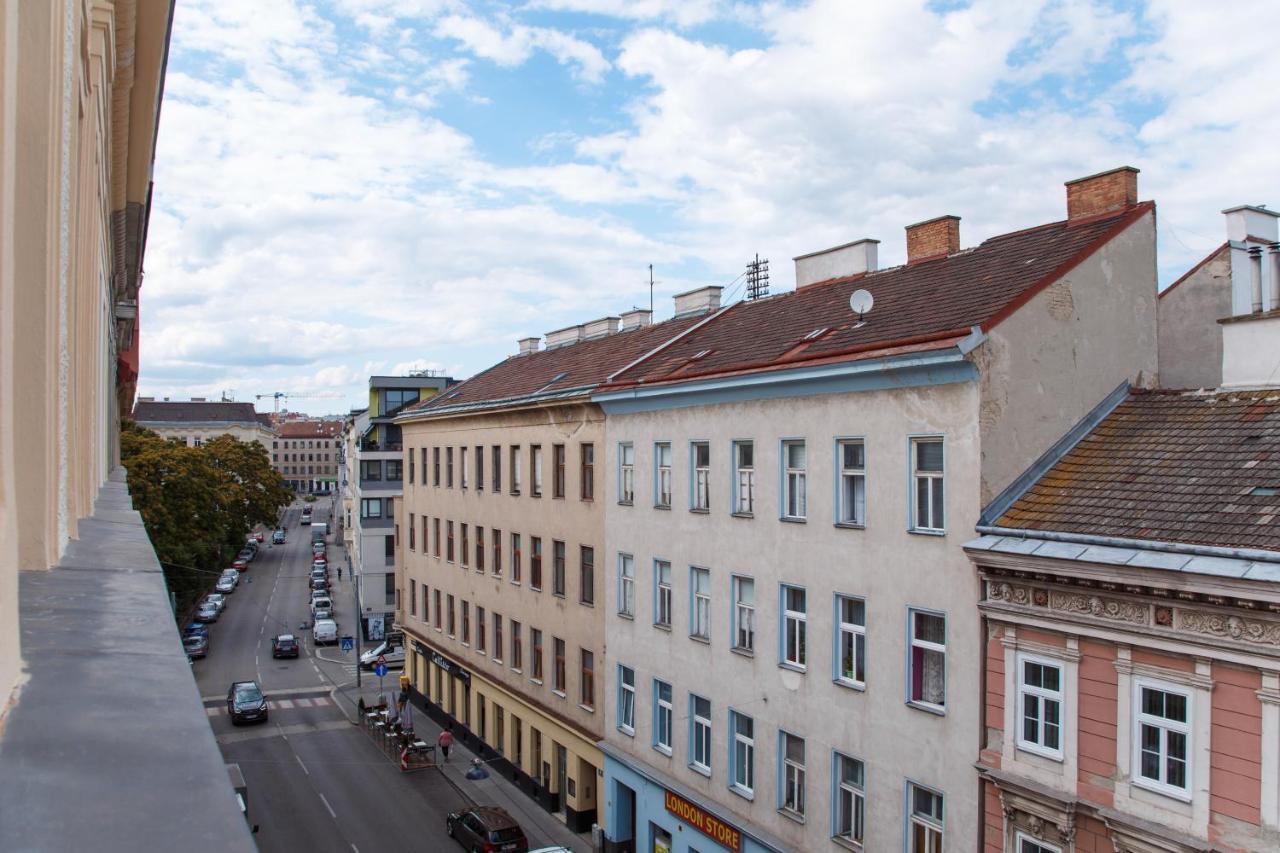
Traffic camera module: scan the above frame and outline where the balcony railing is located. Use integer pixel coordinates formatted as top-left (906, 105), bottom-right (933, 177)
top-left (359, 440), bottom-right (402, 452)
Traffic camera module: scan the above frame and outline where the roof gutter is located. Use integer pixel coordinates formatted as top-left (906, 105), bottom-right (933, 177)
top-left (974, 524), bottom-right (1280, 565)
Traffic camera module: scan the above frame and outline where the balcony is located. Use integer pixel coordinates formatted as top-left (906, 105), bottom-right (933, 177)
top-left (360, 514), bottom-right (394, 530)
top-left (358, 440), bottom-right (402, 452)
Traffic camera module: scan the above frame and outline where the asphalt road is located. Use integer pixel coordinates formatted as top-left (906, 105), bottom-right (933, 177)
top-left (193, 501), bottom-right (470, 852)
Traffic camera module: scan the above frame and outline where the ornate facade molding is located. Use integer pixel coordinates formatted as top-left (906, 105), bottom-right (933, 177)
top-left (1177, 610), bottom-right (1280, 648)
top-left (1049, 590), bottom-right (1149, 625)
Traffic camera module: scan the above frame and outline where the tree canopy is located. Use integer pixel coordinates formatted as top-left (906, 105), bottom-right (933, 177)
top-left (121, 421), bottom-right (292, 611)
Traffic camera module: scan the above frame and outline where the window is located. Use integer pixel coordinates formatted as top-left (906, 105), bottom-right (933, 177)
top-left (495, 705), bottom-right (504, 753)
top-left (408, 448), bottom-right (415, 484)
top-left (422, 516), bottom-right (429, 554)
top-left (912, 438), bottom-right (945, 532)
top-left (461, 601), bottom-right (470, 645)
top-left (1016, 834), bottom-right (1060, 853)
top-left (493, 613), bottom-right (502, 661)
top-left (730, 711), bottom-right (754, 795)
top-left (780, 732), bottom-right (805, 816)
top-left (690, 442), bottom-right (711, 511)
top-left (654, 680), bottom-right (673, 753)
top-left (492, 528), bottom-right (502, 576)
top-left (434, 589), bottom-right (442, 626)
top-left (446, 594), bottom-right (455, 636)
top-left (510, 445), bottom-right (521, 494)
top-left (476, 607), bottom-right (486, 653)
top-left (838, 440), bottom-right (866, 526)
top-left (408, 514), bottom-right (416, 550)
top-left (492, 445), bottom-right (501, 492)
top-left (531, 629), bottom-right (544, 681)
top-left (690, 567), bottom-right (710, 640)
top-left (552, 444), bottom-right (566, 497)
top-left (782, 440), bottom-right (807, 520)
top-left (475, 445), bottom-right (483, 492)
top-left (385, 460), bottom-right (402, 482)
top-left (618, 553), bottom-right (635, 617)
top-left (552, 540), bottom-right (566, 597)
top-left (409, 579), bottom-right (417, 616)
top-left (575, 443), bottom-right (594, 502)
top-left (362, 460), bottom-right (382, 481)
top-left (580, 649), bottom-right (595, 709)
top-left (909, 610), bottom-right (946, 710)
top-left (908, 783), bottom-right (943, 853)
top-left (732, 576), bottom-right (755, 652)
top-left (618, 666), bottom-right (636, 733)
top-left (475, 525), bottom-right (485, 571)
top-left (422, 584), bottom-right (430, 625)
top-left (511, 532), bottom-right (522, 583)
top-left (781, 585), bottom-right (807, 668)
top-left (691, 695), bottom-right (711, 773)
top-left (580, 546), bottom-right (595, 606)
top-left (460, 524), bottom-right (469, 567)
top-left (833, 753), bottom-right (865, 845)
top-left (434, 518), bottom-right (441, 557)
top-left (655, 560), bottom-right (672, 627)
top-left (433, 447), bottom-right (440, 486)
top-left (1134, 681), bottom-right (1191, 797)
top-left (361, 498), bottom-right (382, 518)
top-left (836, 596), bottom-right (866, 689)
top-left (553, 637), bottom-right (566, 694)
top-left (1017, 656), bottom-right (1063, 759)
top-left (655, 442), bottom-right (672, 507)
top-left (531, 445), bottom-right (543, 497)
top-left (530, 537), bottom-right (543, 590)
top-left (510, 620), bottom-right (522, 670)
top-left (446, 447), bottom-right (454, 487)
top-left (460, 447), bottom-right (469, 489)
top-left (381, 388), bottom-right (419, 415)
top-left (619, 443), bottom-right (635, 504)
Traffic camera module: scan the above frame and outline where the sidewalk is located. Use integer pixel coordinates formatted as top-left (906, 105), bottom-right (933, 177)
top-left (334, 683), bottom-right (593, 853)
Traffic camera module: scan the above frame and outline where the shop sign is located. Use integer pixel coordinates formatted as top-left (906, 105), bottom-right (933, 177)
top-left (664, 789), bottom-right (741, 852)
top-left (430, 650), bottom-right (471, 685)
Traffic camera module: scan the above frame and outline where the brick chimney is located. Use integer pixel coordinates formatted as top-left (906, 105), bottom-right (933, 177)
top-left (1064, 166), bottom-right (1138, 221)
top-left (905, 216), bottom-right (960, 263)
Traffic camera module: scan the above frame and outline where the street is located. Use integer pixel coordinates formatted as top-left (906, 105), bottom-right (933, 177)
top-left (193, 500), bottom-right (470, 852)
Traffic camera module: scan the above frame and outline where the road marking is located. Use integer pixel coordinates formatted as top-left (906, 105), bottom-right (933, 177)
top-left (277, 699), bottom-right (294, 709)
top-left (205, 707), bottom-right (219, 717)
top-left (319, 792), bottom-right (337, 819)
top-left (296, 755), bottom-right (310, 776)
top-left (351, 845), bottom-right (360, 853)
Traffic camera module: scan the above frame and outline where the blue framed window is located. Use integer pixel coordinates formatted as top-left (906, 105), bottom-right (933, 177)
top-left (653, 680), bottom-right (673, 754)
top-left (732, 440), bottom-right (755, 515)
top-left (690, 567), bottom-right (710, 640)
top-left (654, 560), bottom-right (672, 627)
top-left (617, 665), bottom-right (635, 734)
top-left (910, 437), bottom-right (945, 533)
top-left (728, 709), bottom-right (754, 797)
top-left (689, 694), bottom-right (711, 775)
top-left (832, 752), bottom-right (865, 844)
top-left (834, 595), bottom-right (866, 689)
top-left (731, 575), bottom-right (755, 652)
top-left (654, 442), bottom-right (672, 508)
top-left (781, 440), bottom-right (807, 520)
top-left (780, 584), bottom-right (807, 669)
top-left (690, 441), bottom-right (710, 511)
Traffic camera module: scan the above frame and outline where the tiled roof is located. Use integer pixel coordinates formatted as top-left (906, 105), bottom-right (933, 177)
top-left (132, 400), bottom-right (262, 425)
top-left (277, 419), bottom-right (343, 438)
top-left (604, 204), bottom-right (1151, 389)
top-left (406, 316), bottom-right (702, 415)
top-left (996, 389), bottom-right (1280, 552)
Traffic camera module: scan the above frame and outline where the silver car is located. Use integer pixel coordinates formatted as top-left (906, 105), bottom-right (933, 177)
top-left (215, 576), bottom-right (236, 594)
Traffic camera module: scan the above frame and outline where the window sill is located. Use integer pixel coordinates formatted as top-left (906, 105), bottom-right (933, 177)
top-left (653, 504), bottom-right (671, 511)
top-left (906, 699), bottom-right (947, 716)
top-left (552, 690), bottom-right (566, 699)
top-left (778, 807), bottom-right (806, 825)
top-left (909, 528), bottom-right (946, 537)
top-left (653, 623), bottom-right (672, 633)
top-left (728, 785), bottom-right (754, 802)
top-left (653, 745), bottom-right (673, 758)
top-left (834, 522), bottom-right (865, 531)
top-left (579, 600), bottom-right (595, 608)
top-left (509, 491), bottom-right (520, 497)
top-left (510, 667), bottom-right (522, 675)
top-left (618, 726), bottom-right (635, 738)
top-left (1132, 778), bottom-right (1193, 804)
top-left (779, 516), bottom-right (807, 524)
top-left (530, 678), bottom-right (543, 686)
top-left (617, 612), bottom-right (635, 621)
top-left (510, 580), bottom-right (521, 586)
top-left (475, 647), bottom-right (486, 656)
top-left (730, 646), bottom-right (755, 659)
top-left (617, 500), bottom-right (633, 507)
top-left (688, 634), bottom-right (711, 645)
top-left (831, 835), bottom-right (863, 851)
top-left (1016, 743), bottom-right (1064, 763)
top-left (552, 495), bottom-right (565, 501)
top-left (552, 592), bottom-right (566, 600)
top-left (833, 678), bottom-right (866, 693)
top-left (778, 662), bottom-right (807, 674)
top-left (730, 511), bottom-right (754, 519)
top-left (689, 763), bottom-right (711, 778)
top-left (578, 704), bottom-right (595, 714)
top-left (531, 587), bottom-right (543, 593)
top-left (581, 498), bottom-right (594, 504)
top-left (689, 508), bottom-right (710, 515)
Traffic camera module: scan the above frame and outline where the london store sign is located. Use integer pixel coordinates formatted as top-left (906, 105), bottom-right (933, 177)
top-left (664, 789), bottom-right (741, 852)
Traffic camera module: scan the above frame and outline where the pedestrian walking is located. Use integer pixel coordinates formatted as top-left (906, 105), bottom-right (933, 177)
top-left (437, 729), bottom-right (454, 763)
top-left (337, 565), bottom-right (343, 580)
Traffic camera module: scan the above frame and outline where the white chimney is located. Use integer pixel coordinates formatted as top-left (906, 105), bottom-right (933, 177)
top-left (794, 239), bottom-right (879, 289)
top-left (582, 316), bottom-right (621, 339)
top-left (191, 397), bottom-right (206, 402)
top-left (620, 308), bottom-right (652, 331)
top-left (517, 336), bottom-right (541, 356)
top-left (1224, 205), bottom-right (1280, 316)
top-left (544, 324), bottom-right (584, 349)
top-left (673, 286), bottom-right (722, 319)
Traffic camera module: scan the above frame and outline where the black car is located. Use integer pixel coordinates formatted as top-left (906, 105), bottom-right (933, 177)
top-left (226, 681), bottom-right (269, 725)
top-left (445, 806), bottom-right (528, 853)
top-left (272, 634), bottom-right (299, 659)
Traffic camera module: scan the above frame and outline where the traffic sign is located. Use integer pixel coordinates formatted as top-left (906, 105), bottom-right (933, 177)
top-left (376, 654), bottom-right (387, 666)
top-left (373, 663), bottom-right (388, 678)
top-left (340, 636), bottom-right (354, 652)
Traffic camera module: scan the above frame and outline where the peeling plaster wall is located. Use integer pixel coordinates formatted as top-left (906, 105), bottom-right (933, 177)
top-left (978, 209), bottom-right (1159, 506)
top-left (1158, 245), bottom-right (1231, 390)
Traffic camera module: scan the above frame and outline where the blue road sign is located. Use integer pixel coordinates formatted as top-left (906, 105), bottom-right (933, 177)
top-left (340, 636), bottom-right (354, 652)
top-left (373, 663), bottom-right (388, 678)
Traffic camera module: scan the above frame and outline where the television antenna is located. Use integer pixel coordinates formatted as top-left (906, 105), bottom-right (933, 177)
top-left (849, 289), bottom-right (874, 328)
top-left (745, 255), bottom-right (770, 300)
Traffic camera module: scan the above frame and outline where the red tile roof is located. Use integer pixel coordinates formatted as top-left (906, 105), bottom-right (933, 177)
top-left (277, 419), bottom-right (343, 438)
top-left (405, 315), bottom-right (703, 415)
top-left (997, 389), bottom-right (1280, 552)
top-left (133, 400), bottom-right (263, 425)
top-left (603, 203), bottom-right (1152, 390)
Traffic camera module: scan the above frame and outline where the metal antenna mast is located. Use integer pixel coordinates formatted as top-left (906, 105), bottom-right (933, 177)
top-left (745, 254), bottom-right (770, 300)
top-left (649, 264), bottom-right (655, 314)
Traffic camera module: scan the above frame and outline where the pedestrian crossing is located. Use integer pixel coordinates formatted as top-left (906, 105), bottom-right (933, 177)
top-left (205, 695), bottom-right (334, 716)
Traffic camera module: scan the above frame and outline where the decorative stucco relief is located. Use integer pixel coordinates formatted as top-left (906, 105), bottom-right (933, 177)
top-left (987, 581), bottom-right (1033, 606)
top-left (1050, 591), bottom-right (1148, 625)
top-left (1177, 610), bottom-right (1280, 647)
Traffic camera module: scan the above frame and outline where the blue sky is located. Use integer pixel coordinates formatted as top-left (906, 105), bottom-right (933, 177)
top-left (140, 0), bottom-right (1280, 415)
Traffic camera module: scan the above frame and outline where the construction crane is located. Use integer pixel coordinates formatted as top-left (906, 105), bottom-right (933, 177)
top-left (254, 390), bottom-right (343, 414)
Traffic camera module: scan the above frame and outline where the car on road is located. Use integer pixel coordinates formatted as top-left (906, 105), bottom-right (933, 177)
top-left (183, 633), bottom-right (209, 658)
top-left (195, 601), bottom-right (219, 623)
top-left (272, 529), bottom-right (286, 544)
top-left (312, 618), bottom-right (338, 645)
top-left (445, 806), bottom-right (528, 853)
top-left (272, 634), bottom-right (300, 659)
top-left (215, 575), bottom-right (236, 594)
top-left (312, 604), bottom-right (333, 621)
top-left (253, 531), bottom-right (265, 543)
top-left (312, 560), bottom-right (328, 573)
top-left (301, 509), bottom-right (312, 525)
top-left (226, 681), bottom-right (269, 725)
top-left (237, 548), bottom-right (256, 564)
top-left (310, 595), bottom-right (333, 614)
top-left (360, 639), bottom-right (406, 670)
top-left (310, 577), bottom-right (329, 593)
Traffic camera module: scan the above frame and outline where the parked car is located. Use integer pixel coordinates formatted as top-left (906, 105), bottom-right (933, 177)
top-left (360, 640), bottom-right (406, 670)
top-left (226, 681), bottom-right (269, 725)
top-left (272, 529), bottom-right (286, 544)
top-left (237, 548), bottom-right (256, 564)
top-left (203, 593), bottom-right (226, 613)
top-left (253, 531), bottom-right (265, 543)
top-left (445, 806), bottom-right (528, 853)
top-left (220, 569), bottom-right (240, 586)
top-left (183, 622), bottom-right (210, 640)
top-left (312, 618), bottom-right (338, 645)
top-left (312, 604), bottom-right (333, 621)
top-left (272, 634), bottom-right (299, 659)
top-left (310, 577), bottom-right (329, 593)
top-left (215, 575), bottom-right (236, 594)
top-left (183, 633), bottom-right (210, 658)
top-left (312, 560), bottom-right (328, 572)
top-left (310, 596), bottom-right (333, 614)
top-left (195, 601), bottom-right (219, 623)
top-left (231, 558), bottom-right (248, 572)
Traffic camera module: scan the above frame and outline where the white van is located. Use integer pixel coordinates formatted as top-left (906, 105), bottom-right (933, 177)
top-left (312, 618), bottom-right (338, 645)
top-left (360, 640), bottom-right (406, 670)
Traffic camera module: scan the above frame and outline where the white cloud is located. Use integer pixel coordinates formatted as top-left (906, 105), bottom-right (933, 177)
top-left (434, 14), bottom-right (611, 82)
top-left (527, 0), bottom-right (722, 28)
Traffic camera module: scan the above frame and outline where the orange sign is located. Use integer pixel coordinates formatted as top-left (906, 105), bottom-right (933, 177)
top-left (663, 789), bottom-right (742, 852)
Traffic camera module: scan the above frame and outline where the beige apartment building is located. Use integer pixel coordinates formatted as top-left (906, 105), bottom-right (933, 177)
top-left (274, 418), bottom-right (343, 494)
top-left (132, 398), bottom-right (276, 449)
top-left (395, 312), bottom-right (697, 833)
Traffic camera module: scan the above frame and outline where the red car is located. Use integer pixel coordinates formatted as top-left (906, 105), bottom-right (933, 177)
top-left (254, 532), bottom-right (265, 543)
top-left (232, 558), bottom-right (248, 572)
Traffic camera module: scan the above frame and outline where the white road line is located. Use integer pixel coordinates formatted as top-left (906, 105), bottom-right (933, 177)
top-left (351, 845), bottom-right (360, 853)
top-left (319, 793), bottom-right (337, 819)
top-left (278, 699), bottom-right (295, 709)
top-left (296, 755), bottom-right (310, 776)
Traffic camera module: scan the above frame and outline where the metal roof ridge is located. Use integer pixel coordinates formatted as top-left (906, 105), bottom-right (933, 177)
top-left (973, 524), bottom-right (1280, 566)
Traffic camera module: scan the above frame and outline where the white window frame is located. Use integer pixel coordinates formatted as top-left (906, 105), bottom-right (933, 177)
top-left (781, 584), bottom-right (807, 670)
top-left (619, 442), bottom-right (635, 504)
top-left (460, 446), bottom-right (469, 489)
top-left (655, 442), bottom-right (672, 508)
top-left (833, 751), bottom-right (865, 846)
top-left (908, 608), bottom-right (946, 712)
top-left (1132, 677), bottom-right (1193, 801)
top-left (910, 437), bottom-right (945, 533)
top-left (690, 566), bottom-right (710, 640)
top-left (617, 665), bottom-right (635, 735)
top-left (618, 553), bottom-right (635, 618)
top-left (655, 560), bottom-right (672, 628)
top-left (691, 441), bottom-right (710, 511)
top-left (1017, 653), bottom-right (1064, 760)
top-left (835, 595), bottom-right (866, 690)
top-left (836, 438), bottom-right (866, 527)
top-left (730, 710), bottom-right (755, 797)
top-left (654, 680), bottom-right (673, 754)
top-left (781, 439), bottom-right (807, 520)
top-left (779, 731), bottom-right (806, 817)
top-left (907, 782), bottom-right (944, 853)
top-left (732, 575), bottom-right (755, 653)
top-left (1014, 832), bottom-right (1061, 853)
top-left (733, 440), bottom-right (755, 515)
top-left (691, 694), bottom-right (712, 775)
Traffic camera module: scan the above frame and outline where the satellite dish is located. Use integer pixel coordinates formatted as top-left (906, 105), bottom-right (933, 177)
top-left (849, 289), bottom-right (874, 319)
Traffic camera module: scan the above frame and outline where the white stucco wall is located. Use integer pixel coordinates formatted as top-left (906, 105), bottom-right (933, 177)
top-left (1221, 313), bottom-right (1280, 388)
top-left (603, 381), bottom-right (984, 852)
top-left (1158, 245), bottom-right (1230, 390)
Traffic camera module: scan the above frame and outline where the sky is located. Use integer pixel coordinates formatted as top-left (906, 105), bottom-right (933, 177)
top-left (140, 0), bottom-right (1280, 416)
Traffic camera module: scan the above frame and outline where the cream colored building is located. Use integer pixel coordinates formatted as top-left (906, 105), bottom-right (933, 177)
top-left (395, 314), bottom-right (695, 833)
top-left (132, 398), bottom-right (276, 450)
top-left (273, 417), bottom-right (343, 494)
